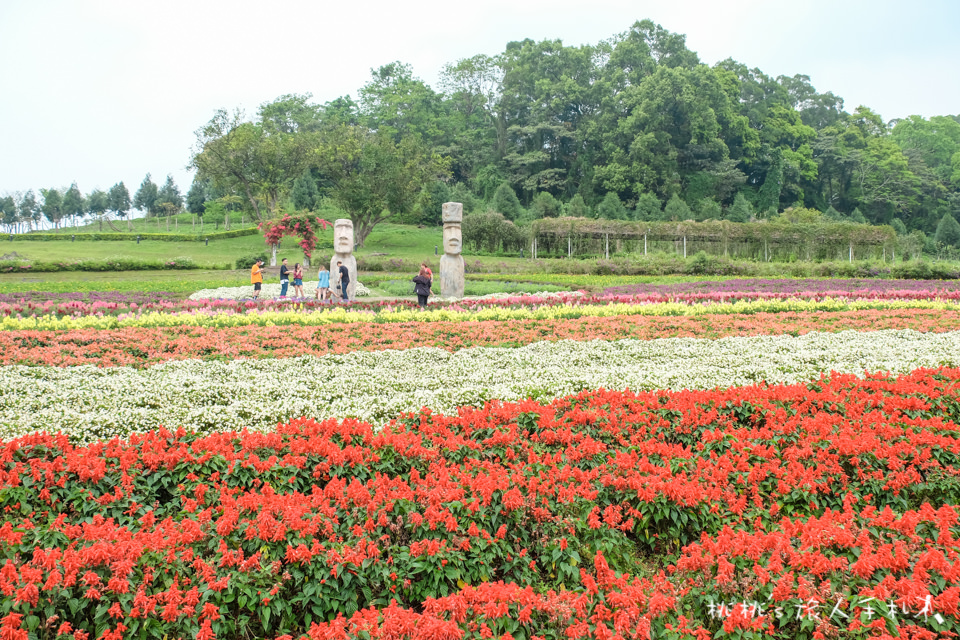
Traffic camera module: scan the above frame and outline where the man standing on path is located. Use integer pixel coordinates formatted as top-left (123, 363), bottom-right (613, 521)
top-left (279, 258), bottom-right (290, 298)
top-left (250, 259), bottom-right (264, 299)
top-left (337, 260), bottom-right (350, 303)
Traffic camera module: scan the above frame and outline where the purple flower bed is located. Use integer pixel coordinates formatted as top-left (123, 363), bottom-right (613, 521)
top-left (602, 278), bottom-right (960, 297)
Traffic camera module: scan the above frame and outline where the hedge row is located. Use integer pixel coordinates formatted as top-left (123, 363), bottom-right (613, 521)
top-left (6, 227), bottom-right (260, 242)
top-left (0, 257), bottom-right (232, 273)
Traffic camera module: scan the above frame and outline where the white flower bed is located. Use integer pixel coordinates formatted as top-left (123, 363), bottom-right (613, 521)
top-left (190, 282), bottom-right (370, 300)
top-left (1, 329), bottom-right (958, 442)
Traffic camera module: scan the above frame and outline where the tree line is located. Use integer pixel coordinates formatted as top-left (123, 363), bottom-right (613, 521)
top-left (6, 19), bottom-right (960, 249)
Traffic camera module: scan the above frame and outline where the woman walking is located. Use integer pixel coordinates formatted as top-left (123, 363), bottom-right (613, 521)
top-left (412, 265), bottom-right (433, 309)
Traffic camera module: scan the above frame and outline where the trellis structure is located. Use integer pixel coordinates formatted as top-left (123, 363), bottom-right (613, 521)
top-left (529, 218), bottom-right (899, 262)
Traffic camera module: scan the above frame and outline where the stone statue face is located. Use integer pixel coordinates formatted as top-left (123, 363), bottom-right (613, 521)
top-left (334, 219), bottom-right (354, 254)
top-left (442, 223), bottom-right (462, 255)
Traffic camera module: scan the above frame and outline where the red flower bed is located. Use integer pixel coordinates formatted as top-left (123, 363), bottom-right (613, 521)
top-left (3, 308), bottom-right (960, 368)
top-left (3, 368), bottom-right (960, 638)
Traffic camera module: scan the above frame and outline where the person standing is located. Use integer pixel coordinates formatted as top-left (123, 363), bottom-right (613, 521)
top-left (292, 263), bottom-right (305, 298)
top-left (412, 265), bottom-right (433, 309)
top-left (250, 259), bottom-right (264, 299)
top-left (279, 258), bottom-right (290, 298)
top-left (337, 260), bottom-right (350, 303)
top-left (316, 264), bottom-right (330, 302)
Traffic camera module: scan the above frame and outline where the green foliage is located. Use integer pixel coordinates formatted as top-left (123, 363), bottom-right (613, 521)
top-left (531, 191), bottom-right (561, 218)
top-left (634, 192), bottom-right (661, 221)
top-left (12, 228), bottom-right (259, 242)
top-left (462, 210), bottom-right (528, 254)
top-left (663, 194), bottom-right (692, 221)
top-left (823, 206), bottom-right (845, 221)
top-left (725, 193), bottom-right (753, 222)
top-left (415, 180), bottom-right (453, 226)
top-left (290, 171), bottom-right (320, 211)
top-left (108, 182), bottom-right (131, 218)
top-left (236, 253), bottom-right (270, 270)
top-left (492, 181), bottom-right (523, 220)
top-left (314, 125), bottom-right (449, 246)
top-left (133, 174), bottom-right (159, 216)
top-left (596, 192), bottom-right (627, 220)
top-left (696, 199), bottom-right (722, 221)
top-left (62, 182), bottom-right (85, 225)
top-left (448, 183), bottom-right (479, 214)
top-left (0, 256), bottom-right (219, 273)
top-left (935, 213), bottom-right (960, 247)
top-left (565, 193), bottom-right (589, 218)
top-left (850, 207), bottom-right (867, 224)
top-left (891, 218), bottom-right (908, 236)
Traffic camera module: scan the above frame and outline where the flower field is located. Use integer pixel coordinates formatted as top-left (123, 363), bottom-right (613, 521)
top-left (3, 276), bottom-right (960, 639)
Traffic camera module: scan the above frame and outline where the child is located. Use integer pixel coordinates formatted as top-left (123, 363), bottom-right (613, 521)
top-left (316, 263), bottom-right (330, 302)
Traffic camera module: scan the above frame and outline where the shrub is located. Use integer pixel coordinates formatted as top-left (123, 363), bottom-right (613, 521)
top-left (236, 253), bottom-right (269, 270)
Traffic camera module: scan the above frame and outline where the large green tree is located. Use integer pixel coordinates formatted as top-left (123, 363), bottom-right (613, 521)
top-left (191, 103), bottom-right (318, 220)
top-left (134, 175), bottom-right (159, 218)
top-left (314, 125), bottom-right (449, 246)
top-left (62, 183), bottom-right (85, 228)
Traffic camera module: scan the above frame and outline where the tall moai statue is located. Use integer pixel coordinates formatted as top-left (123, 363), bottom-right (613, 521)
top-left (330, 218), bottom-right (357, 301)
top-left (439, 202), bottom-right (465, 298)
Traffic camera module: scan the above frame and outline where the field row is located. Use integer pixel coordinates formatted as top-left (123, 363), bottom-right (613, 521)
top-left (3, 369), bottom-right (960, 639)
top-left (2, 308), bottom-right (959, 368)
top-left (4, 297), bottom-right (960, 331)
top-left (1, 329), bottom-right (958, 441)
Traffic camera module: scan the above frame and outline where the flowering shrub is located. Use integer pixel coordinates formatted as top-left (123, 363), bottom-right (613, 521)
top-left (260, 214), bottom-right (331, 259)
top-left (1, 329), bottom-right (959, 441)
top-left (3, 368), bottom-right (960, 639)
top-left (1, 308), bottom-right (959, 368)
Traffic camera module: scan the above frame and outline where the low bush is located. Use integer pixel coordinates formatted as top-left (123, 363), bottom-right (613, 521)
top-left (0, 256), bottom-right (228, 273)
top-left (9, 227), bottom-right (259, 242)
top-left (235, 253), bottom-right (269, 270)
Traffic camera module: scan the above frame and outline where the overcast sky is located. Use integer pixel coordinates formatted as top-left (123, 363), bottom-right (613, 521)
top-left (1, 0), bottom-right (957, 199)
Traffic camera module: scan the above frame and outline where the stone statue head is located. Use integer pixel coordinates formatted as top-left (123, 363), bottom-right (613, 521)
top-left (333, 219), bottom-right (354, 254)
top-left (441, 202), bottom-right (463, 224)
top-left (442, 223), bottom-right (462, 255)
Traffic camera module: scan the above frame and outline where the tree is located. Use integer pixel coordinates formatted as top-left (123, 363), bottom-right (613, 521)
top-left (108, 182), bottom-right (132, 230)
top-left (86, 189), bottom-right (109, 231)
top-left (530, 192), bottom-right (561, 219)
top-left (291, 171), bottom-right (320, 211)
top-left (725, 193), bottom-right (753, 222)
top-left (18, 191), bottom-right (40, 231)
top-left (935, 213), bottom-right (960, 247)
top-left (154, 175), bottom-right (183, 231)
top-left (186, 178), bottom-right (209, 216)
top-left (0, 195), bottom-right (16, 231)
top-left (41, 188), bottom-right (63, 228)
top-left (891, 218), bottom-right (908, 236)
top-left (634, 193), bottom-right (661, 221)
top-left (415, 181), bottom-right (453, 226)
top-left (596, 192), bottom-right (627, 220)
top-left (134, 174), bottom-right (159, 218)
top-left (663, 193), bottom-right (692, 221)
top-left (849, 207), bottom-right (867, 224)
top-left (823, 206), bottom-right (845, 221)
top-left (62, 183), bottom-right (85, 228)
top-left (191, 106), bottom-right (318, 220)
top-left (697, 199), bottom-right (722, 221)
top-left (315, 125), bottom-right (448, 247)
top-left (565, 193), bottom-right (589, 218)
top-left (491, 181), bottom-right (522, 220)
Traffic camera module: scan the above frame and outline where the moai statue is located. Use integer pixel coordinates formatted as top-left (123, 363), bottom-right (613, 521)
top-left (439, 202), bottom-right (465, 298)
top-left (330, 218), bottom-right (357, 301)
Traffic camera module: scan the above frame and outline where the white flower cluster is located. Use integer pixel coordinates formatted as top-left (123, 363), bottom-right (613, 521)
top-left (189, 282), bottom-right (370, 300)
top-left (2, 329), bottom-right (958, 442)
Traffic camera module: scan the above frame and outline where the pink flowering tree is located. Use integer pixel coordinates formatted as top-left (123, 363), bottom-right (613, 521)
top-left (259, 213), bottom-right (331, 266)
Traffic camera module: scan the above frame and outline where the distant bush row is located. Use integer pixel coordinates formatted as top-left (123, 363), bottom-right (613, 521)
top-left (7, 228), bottom-right (259, 242)
top-left (527, 253), bottom-right (960, 280)
top-left (0, 257), bottom-right (231, 273)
